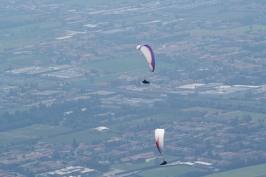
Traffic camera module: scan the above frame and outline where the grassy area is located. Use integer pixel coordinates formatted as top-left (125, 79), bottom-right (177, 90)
top-left (43, 129), bottom-right (115, 145)
top-left (0, 21), bottom-right (61, 50)
top-left (140, 165), bottom-right (203, 177)
top-left (7, 54), bottom-right (40, 66)
top-left (112, 160), bottom-right (155, 171)
top-left (0, 123), bottom-right (114, 147)
top-left (0, 63), bottom-right (11, 73)
top-left (0, 20), bottom-right (61, 72)
top-left (222, 111), bottom-right (266, 120)
top-left (0, 54), bottom-right (45, 73)
top-left (228, 99), bottom-right (265, 106)
top-left (76, 55), bottom-right (176, 85)
top-left (186, 8), bottom-right (253, 21)
top-left (0, 106), bottom-right (31, 115)
top-left (0, 109), bottom-right (180, 148)
top-left (109, 114), bottom-right (180, 131)
top-left (0, 124), bottom-right (71, 146)
top-left (183, 107), bottom-right (266, 120)
top-left (2, 104), bottom-right (264, 148)
top-left (183, 107), bottom-right (224, 114)
top-left (187, 24), bottom-right (266, 36)
top-left (1, 20), bottom-right (60, 33)
top-left (204, 164), bottom-right (266, 177)
top-left (111, 155), bottom-right (181, 171)
top-left (0, 108), bottom-right (179, 148)
top-left (81, 55), bottom-right (150, 73)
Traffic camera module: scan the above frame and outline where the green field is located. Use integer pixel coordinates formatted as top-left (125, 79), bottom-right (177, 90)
top-left (81, 55), bottom-right (175, 73)
top-left (0, 63), bottom-right (12, 74)
top-left (0, 20), bottom-right (61, 72)
top-left (183, 107), bottom-right (266, 120)
top-left (222, 110), bottom-right (266, 120)
top-left (0, 124), bottom-right (71, 146)
top-left (0, 124), bottom-right (116, 146)
top-left (75, 55), bottom-right (176, 85)
top-left (109, 114), bottom-right (181, 131)
top-left (0, 21), bottom-right (61, 50)
top-left (204, 164), bottom-right (266, 177)
top-left (228, 99), bottom-right (264, 106)
top-left (111, 155), bottom-right (182, 171)
top-left (186, 24), bottom-right (266, 36)
top-left (183, 107), bottom-right (223, 114)
top-left (0, 110), bottom-right (174, 148)
top-left (185, 7), bottom-right (254, 21)
top-left (0, 106), bottom-right (32, 115)
top-left (140, 165), bottom-right (203, 177)
top-left (0, 55), bottom-right (43, 73)
top-left (43, 129), bottom-right (115, 145)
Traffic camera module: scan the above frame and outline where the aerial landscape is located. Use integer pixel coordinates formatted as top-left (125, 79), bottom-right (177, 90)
top-left (2, 0), bottom-right (266, 176)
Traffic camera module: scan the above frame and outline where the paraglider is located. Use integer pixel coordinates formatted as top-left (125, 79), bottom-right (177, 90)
top-left (155, 128), bottom-right (167, 165)
top-left (136, 44), bottom-right (155, 84)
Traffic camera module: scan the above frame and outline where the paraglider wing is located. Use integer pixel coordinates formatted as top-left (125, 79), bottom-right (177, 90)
top-left (155, 129), bottom-right (165, 154)
top-left (136, 44), bottom-right (155, 72)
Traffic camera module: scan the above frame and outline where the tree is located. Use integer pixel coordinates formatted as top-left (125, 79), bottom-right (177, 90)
top-left (72, 138), bottom-right (79, 148)
top-left (52, 150), bottom-right (60, 160)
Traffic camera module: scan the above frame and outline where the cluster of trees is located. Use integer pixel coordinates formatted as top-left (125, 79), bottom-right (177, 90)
top-left (242, 43), bottom-right (266, 52)
top-left (0, 96), bottom-right (102, 132)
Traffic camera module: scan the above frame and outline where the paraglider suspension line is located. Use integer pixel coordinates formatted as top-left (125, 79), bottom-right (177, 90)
top-left (160, 166), bottom-right (162, 177)
top-left (159, 161), bottom-right (162, 177)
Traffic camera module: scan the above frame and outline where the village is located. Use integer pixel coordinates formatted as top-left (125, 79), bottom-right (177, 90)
top-left (0, 108), bottom-right (266, 176)
top-left (1, 0), bottom-right (266, 176)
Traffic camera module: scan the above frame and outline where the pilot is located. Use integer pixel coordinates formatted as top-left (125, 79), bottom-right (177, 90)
top-left (160, 159), bottom-right (167, 166)
top-left (142, 79), bottom-right (150, 84)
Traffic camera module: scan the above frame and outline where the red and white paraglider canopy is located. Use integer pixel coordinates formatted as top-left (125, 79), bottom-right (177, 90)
top-left (155, 129), bottom-right (165, 154)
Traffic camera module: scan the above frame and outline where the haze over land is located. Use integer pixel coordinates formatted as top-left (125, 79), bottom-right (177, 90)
top-left (2, 0), bottom-right (266, 177)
